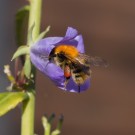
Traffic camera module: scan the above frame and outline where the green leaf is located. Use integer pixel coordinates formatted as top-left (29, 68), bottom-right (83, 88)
top-left (0, 92), bottom-right (28, 116)
top-left (35, 25), bottom-right (51, 43)
top-left (16, 5), bottom-right (30, 46)
top-left (12, 45), bottom-right (30, 61)
top-left (24, 56), bottom-right (31, 78)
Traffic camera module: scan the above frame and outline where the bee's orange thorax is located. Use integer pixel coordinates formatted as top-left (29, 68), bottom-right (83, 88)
top-left (55, 45), bottom-right (79, 58)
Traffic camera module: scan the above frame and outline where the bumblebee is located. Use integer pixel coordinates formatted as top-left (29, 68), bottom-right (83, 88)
top-left (49, 45), bottom-right (107, 92)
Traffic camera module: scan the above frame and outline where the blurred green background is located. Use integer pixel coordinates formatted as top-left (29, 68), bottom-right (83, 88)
top-left (0, 0), bottom-right (135, 135)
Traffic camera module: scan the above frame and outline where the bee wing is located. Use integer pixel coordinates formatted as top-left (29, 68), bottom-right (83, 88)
top-left (65, 53), bottom-right (91, 75)
top-left (88, 56), bottom-right (108, 67)
top-left (75, 53), bottom-right (90, 65)
top-left (63, 53), bottom-right (89, 65)
top-left (64, 53), bottom-right (108, 67)
top-left (72, 53), bottom-right (108, 67)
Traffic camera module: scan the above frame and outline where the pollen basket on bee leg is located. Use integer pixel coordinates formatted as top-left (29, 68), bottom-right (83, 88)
top-left (64, 65), bottom-right (71, 78)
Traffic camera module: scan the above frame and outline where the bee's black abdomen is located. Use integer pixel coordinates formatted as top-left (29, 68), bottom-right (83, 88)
top-left (73, 68), bottom-right (82, 73)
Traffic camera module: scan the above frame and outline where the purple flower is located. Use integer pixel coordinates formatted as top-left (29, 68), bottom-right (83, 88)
top-left (30, 27), bottom-right (90, 92)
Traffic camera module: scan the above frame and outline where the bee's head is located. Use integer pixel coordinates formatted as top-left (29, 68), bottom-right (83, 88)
top-left (49, 46), bottom-right (67, 62)
top-left (48, 48), bottom-right (56, 61)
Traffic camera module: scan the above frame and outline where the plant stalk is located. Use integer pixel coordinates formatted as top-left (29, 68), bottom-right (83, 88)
top-left (21, 0), bottom-right (42, 135)
top-left (27, 0), bottom-right (42, 45)
top-left (21, 92), bottom-right (35, 135)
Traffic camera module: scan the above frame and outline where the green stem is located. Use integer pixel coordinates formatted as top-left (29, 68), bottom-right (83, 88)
top-left (21, 0), bottom-right (42, 135)
top-left (21, 92), bottom-right (35, 135)
top-left (27, 0), bottom-right (42, 45)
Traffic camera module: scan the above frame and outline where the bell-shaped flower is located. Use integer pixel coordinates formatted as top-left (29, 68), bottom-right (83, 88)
top-left (30, 27), bottom-right (90, 92)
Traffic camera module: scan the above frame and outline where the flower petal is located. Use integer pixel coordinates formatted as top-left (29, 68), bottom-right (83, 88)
top-left (74, 35), bottom-right (85, 53)
top-left (57, 27), bottom-right (79, 47)
top-left (66, 78), bottom-right (90, 92)
top-left (42, 37), bottom-right (63, 45)
top-left (30, 50), bottom-right (65, 86)
top-left (31, 37), bottom-right (63, 56)
top-left (57, 78), bottom-right (90, 93)
top-left (65, 27), bottom-right (78, 39)
top-left (58, 39), bottom-right (78, 47)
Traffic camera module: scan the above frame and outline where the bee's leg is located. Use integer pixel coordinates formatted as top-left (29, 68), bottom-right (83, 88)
top-left (64, 77), bottom-right (70, 90)
top-left (78, 84), bottom-right (81, 93)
